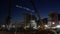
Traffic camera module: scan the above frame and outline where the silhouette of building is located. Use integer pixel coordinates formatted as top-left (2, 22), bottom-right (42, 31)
top-left (48, 12), bottom-right (58, 27)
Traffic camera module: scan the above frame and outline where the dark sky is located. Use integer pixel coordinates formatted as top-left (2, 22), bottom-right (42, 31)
top-left (0, 0), bottom-right (60, 23)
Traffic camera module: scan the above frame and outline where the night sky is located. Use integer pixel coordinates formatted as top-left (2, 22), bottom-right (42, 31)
top-left (0, 0), bottom-right (60, 24)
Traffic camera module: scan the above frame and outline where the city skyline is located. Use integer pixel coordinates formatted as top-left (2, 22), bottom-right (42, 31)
top-left (0, 0), bottom-right (60, 23)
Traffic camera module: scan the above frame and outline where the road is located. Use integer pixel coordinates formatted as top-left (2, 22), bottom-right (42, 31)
top-left (0, 29), bottom-right (57, 34)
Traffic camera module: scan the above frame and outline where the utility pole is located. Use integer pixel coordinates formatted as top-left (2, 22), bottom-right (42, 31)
top-left (6, 0), bottom-right (11, 31)
top-left (7, 0), bottom-right (11, 25)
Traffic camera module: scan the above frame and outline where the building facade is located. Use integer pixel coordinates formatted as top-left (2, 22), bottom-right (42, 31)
top-left (48, 12), bottom-right (58, 27)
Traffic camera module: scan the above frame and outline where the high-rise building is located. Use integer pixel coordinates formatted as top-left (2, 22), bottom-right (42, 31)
top-left (48, 12), bottom-right (58, 27)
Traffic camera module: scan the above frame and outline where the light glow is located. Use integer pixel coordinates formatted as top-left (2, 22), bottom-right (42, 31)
top-left (2, 25), bottom-right (5, 28)
top-left (56, 25), bottom-right (60, 28)
top-left (30, 20), bottom-right (37, 29)
top-left (52, 22), bottom-right (55, 25)
top-left (45, 25), bottom-right (48, 27)
top-left (24, 26), bottom-right (30, 29)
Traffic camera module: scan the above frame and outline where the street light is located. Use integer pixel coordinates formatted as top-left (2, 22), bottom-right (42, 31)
top-left (52, 22), bottom-right (55, 25)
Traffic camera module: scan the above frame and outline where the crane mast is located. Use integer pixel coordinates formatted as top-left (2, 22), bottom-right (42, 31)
top-left (30, 0), bottom-right (45, 30)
